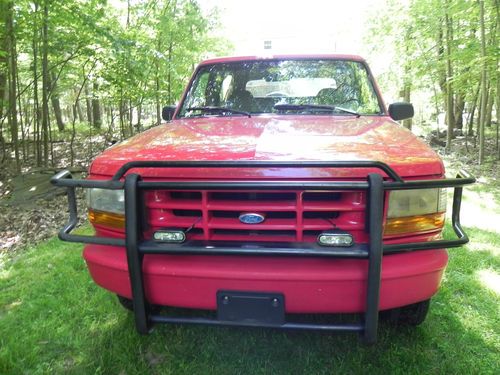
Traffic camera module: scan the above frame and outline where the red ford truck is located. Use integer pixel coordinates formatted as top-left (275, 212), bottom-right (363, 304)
top-left (52, 55), bottom-right (474, 343)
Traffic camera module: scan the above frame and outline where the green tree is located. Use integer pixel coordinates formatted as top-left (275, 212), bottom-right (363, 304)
top-left (366, 0), bottom-right (498, 160)
top-left (0, 0), bottom-right (229, 170)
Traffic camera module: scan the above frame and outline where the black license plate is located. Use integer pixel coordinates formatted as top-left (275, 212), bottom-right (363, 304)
top-left (217, 291), bottom-right (285, 325)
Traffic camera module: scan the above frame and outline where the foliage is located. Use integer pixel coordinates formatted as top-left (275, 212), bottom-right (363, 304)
top-left (366, 0), bottom-right (499, 160)
top-left (0, 0), bottom-right (231, 169)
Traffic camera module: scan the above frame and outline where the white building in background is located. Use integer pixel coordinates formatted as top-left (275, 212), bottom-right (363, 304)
top-left (229, 34), bottom-right (338, 55)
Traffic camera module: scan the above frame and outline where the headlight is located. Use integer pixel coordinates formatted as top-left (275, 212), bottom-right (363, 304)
top-left (387, 188), bottom-right (446, 218)
top-left (385, 188), bottom-right (446, 236)
top-left (87, 188), bottom-right (125, 229)
top-left (87, 188), bottom-right (125, 214)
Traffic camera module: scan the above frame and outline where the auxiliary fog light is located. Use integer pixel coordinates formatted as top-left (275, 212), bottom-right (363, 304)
top-left (153, 229), bottom-right (186, 243)
top-left (317, 232), bottom-right (354, 247)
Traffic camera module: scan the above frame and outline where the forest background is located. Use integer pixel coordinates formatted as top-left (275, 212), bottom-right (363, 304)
top-left (0, 0), bottom-right (498, 174)
top-left (0, 0), bottom-right (498, 250)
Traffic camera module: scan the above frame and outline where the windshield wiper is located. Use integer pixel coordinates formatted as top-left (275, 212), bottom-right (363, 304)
top-left (273, 104), bottom-right (360, 118)
top-left (186, 106), bottom-right (251, 118)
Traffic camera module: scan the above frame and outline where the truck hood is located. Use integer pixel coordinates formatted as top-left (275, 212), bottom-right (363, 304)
top-left (90, 116), bottom-right (443, 179)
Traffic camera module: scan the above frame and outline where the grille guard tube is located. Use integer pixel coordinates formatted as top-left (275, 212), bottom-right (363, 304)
top-left (50, 161), bottom-right (475, 344)
top-left (50, 161), bottom-right (475, 254)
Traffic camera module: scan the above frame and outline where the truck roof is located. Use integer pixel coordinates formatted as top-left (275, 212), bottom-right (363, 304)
top-left (199, 54), bottom-right (367, 66)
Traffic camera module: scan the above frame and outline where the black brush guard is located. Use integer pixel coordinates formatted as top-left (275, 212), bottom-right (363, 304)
top-left (51, 161), bottom-right (475, 343)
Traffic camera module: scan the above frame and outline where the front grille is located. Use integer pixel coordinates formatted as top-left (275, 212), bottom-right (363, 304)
top-left (146, 190), bottom-right (367, 243)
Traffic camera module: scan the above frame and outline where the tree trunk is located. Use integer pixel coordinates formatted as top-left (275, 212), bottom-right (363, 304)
top-left (137, 102), bottom-right (142, 132)
top-left (454, 93), bottom-right (465, 133)
top-left (16, 69), bottom-right (26, 162)
top-left (48, 105), bottom-right (54, 165)
top-left (129, 99), bottom-right (133, 135)
top-left (0, 119), bottom-right (5, 162)
top-left (167, 40), bottom-right (173, 105)
top-left (22, 97), bottom-right (31, 158)
top-left (468, 83), bottom-right (480, 138)
top-left (485, 87), bottom-right (494, 127)
top-left (444, 8), bottom-right (455, 153)
top-left (70, 74), bottom-right (90, 166)
top-left (119, 92), bottom-right (126, 139)
top-left (436, 21), bottom-right (447, 100)
top-left (75, 99), bottom-right (84, 122)
top-left (6, 1), bottom-right (20, 171)
top-left (127, 0), bottom-right (131, 27)
top-left (0, 72), bottom-right (5, 121)
top-left (0, 1), bottom-right (8, 160)
top-left (32, 1), bottom-right (41, 166)
top-left (401, 33), bottom-right (412, 131)
top-left (155, 38), bottom-right (161, 124)
top-left (84, 83), bottom-right (93, 125)
top-left (478, 0), bottom-right (487, 164)
top-left (496, 65), bottom-right (499, 159)
top-left (107, 105), bottom-right (114, 130)
top-left (402, 85), bottom-right (412, 130)
top-left (91, 82), bottom-right (102, 129)
top-left (41, 0), bottom-right (50, 167)
top-left (50, 71), bottom-right (65, 131)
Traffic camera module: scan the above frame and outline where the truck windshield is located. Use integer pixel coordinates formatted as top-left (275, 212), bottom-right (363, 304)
top-left (177, 59), bottom-right (383, 118)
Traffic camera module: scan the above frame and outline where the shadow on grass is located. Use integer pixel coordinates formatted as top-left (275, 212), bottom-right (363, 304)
top-left (1, 230), bottom-right (499, 374)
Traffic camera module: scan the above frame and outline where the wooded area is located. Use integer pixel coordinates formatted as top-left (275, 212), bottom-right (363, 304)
top-left (369, 0), bottom-right (499, 164)
top-left (0, 0), bottom-right (227, 172)
top-left (0, 0), bottom-right (498, 174)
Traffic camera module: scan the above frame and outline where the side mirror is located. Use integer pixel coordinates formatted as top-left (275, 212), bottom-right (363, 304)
top-left (162, 105), bottom-right (176, 121)
top-left (388, 102), bottom-right (414, 121)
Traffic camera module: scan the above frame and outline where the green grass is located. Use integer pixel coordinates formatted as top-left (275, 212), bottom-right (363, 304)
top-left (1, 227), bottom-right (499, 375)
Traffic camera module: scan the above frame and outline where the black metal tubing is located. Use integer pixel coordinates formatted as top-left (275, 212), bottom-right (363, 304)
top-left (150, 314), bottom-right (364, 332)
top-left (140, 240), bottom-right (369, 258)
top-left (111, 160), bottom-right (404, 182)
top-left (51, 167), bottom-right (474, 253)
top-left (364, 174), bottom-right (384, 344)
top-left (50, 161), bottom-right (475, 342)
top-left (51, 170), bottom-right (125, 246)
top-left (51, 170), bottom-right (123, 190)
top-left (137, 181), bottom-right (369, 191)
top-left (124, 174), bottom-right (150, 334)
top-left (383, 170), bottom-right (474, 254)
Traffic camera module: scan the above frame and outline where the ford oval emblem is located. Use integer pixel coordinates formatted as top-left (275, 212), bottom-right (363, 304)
top-left (239, 212), bottom-right (265, 224)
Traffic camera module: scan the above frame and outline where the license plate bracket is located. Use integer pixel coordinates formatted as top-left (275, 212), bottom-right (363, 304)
top-left (217, 291), bottom-right (285, 325)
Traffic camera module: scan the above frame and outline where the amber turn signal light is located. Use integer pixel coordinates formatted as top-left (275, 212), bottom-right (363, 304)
top-left (384, 212), bottom-right (445, 236)
top-left (88, 209), bottom-right (125, 229)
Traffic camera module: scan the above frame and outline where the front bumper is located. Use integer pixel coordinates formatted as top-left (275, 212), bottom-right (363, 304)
top-left (51, 160), bottom-right (475, 343)
top-left (85, 244), bottom-right (448, 313)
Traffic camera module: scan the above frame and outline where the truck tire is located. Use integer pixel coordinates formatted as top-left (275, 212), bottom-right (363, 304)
top-left (117, 295), bottom-right (134, 311)
top-left (116, 295), bottom-right (161, 314)
top-left (381, 299), bottom-right (430, 326)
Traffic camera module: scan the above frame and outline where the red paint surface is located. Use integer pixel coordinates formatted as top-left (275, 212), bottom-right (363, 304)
top-left (83, 55), bottom-right (449, 313)
top-left (143, 189), bottom-right (367, 243)
top-left (90, 116), bottom-right (443, 179)
top-left (84, 244), bottom-right (448, 312)
top-left (199, 54), bottom-right (367, 66)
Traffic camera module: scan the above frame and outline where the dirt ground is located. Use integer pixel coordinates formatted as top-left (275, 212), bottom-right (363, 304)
top-left (0, 135), bottom-right (107, 255)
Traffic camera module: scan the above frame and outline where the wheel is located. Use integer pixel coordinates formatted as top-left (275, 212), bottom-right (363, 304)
top-left (116, 295), bottom-right (161, 314)
top-left (117, 295), bottom-right (134, 311)
top-left (381, 299), bottom-right (430, 326)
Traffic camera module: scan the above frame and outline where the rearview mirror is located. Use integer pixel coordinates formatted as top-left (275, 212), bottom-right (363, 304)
top-left (388, 102), bottom-right (414, 121)
top-left (162, 105), bottom-right (176, 121)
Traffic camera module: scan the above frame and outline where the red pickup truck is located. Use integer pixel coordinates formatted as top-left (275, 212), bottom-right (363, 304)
top-left (52, 55), bottom-right (474, 343)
